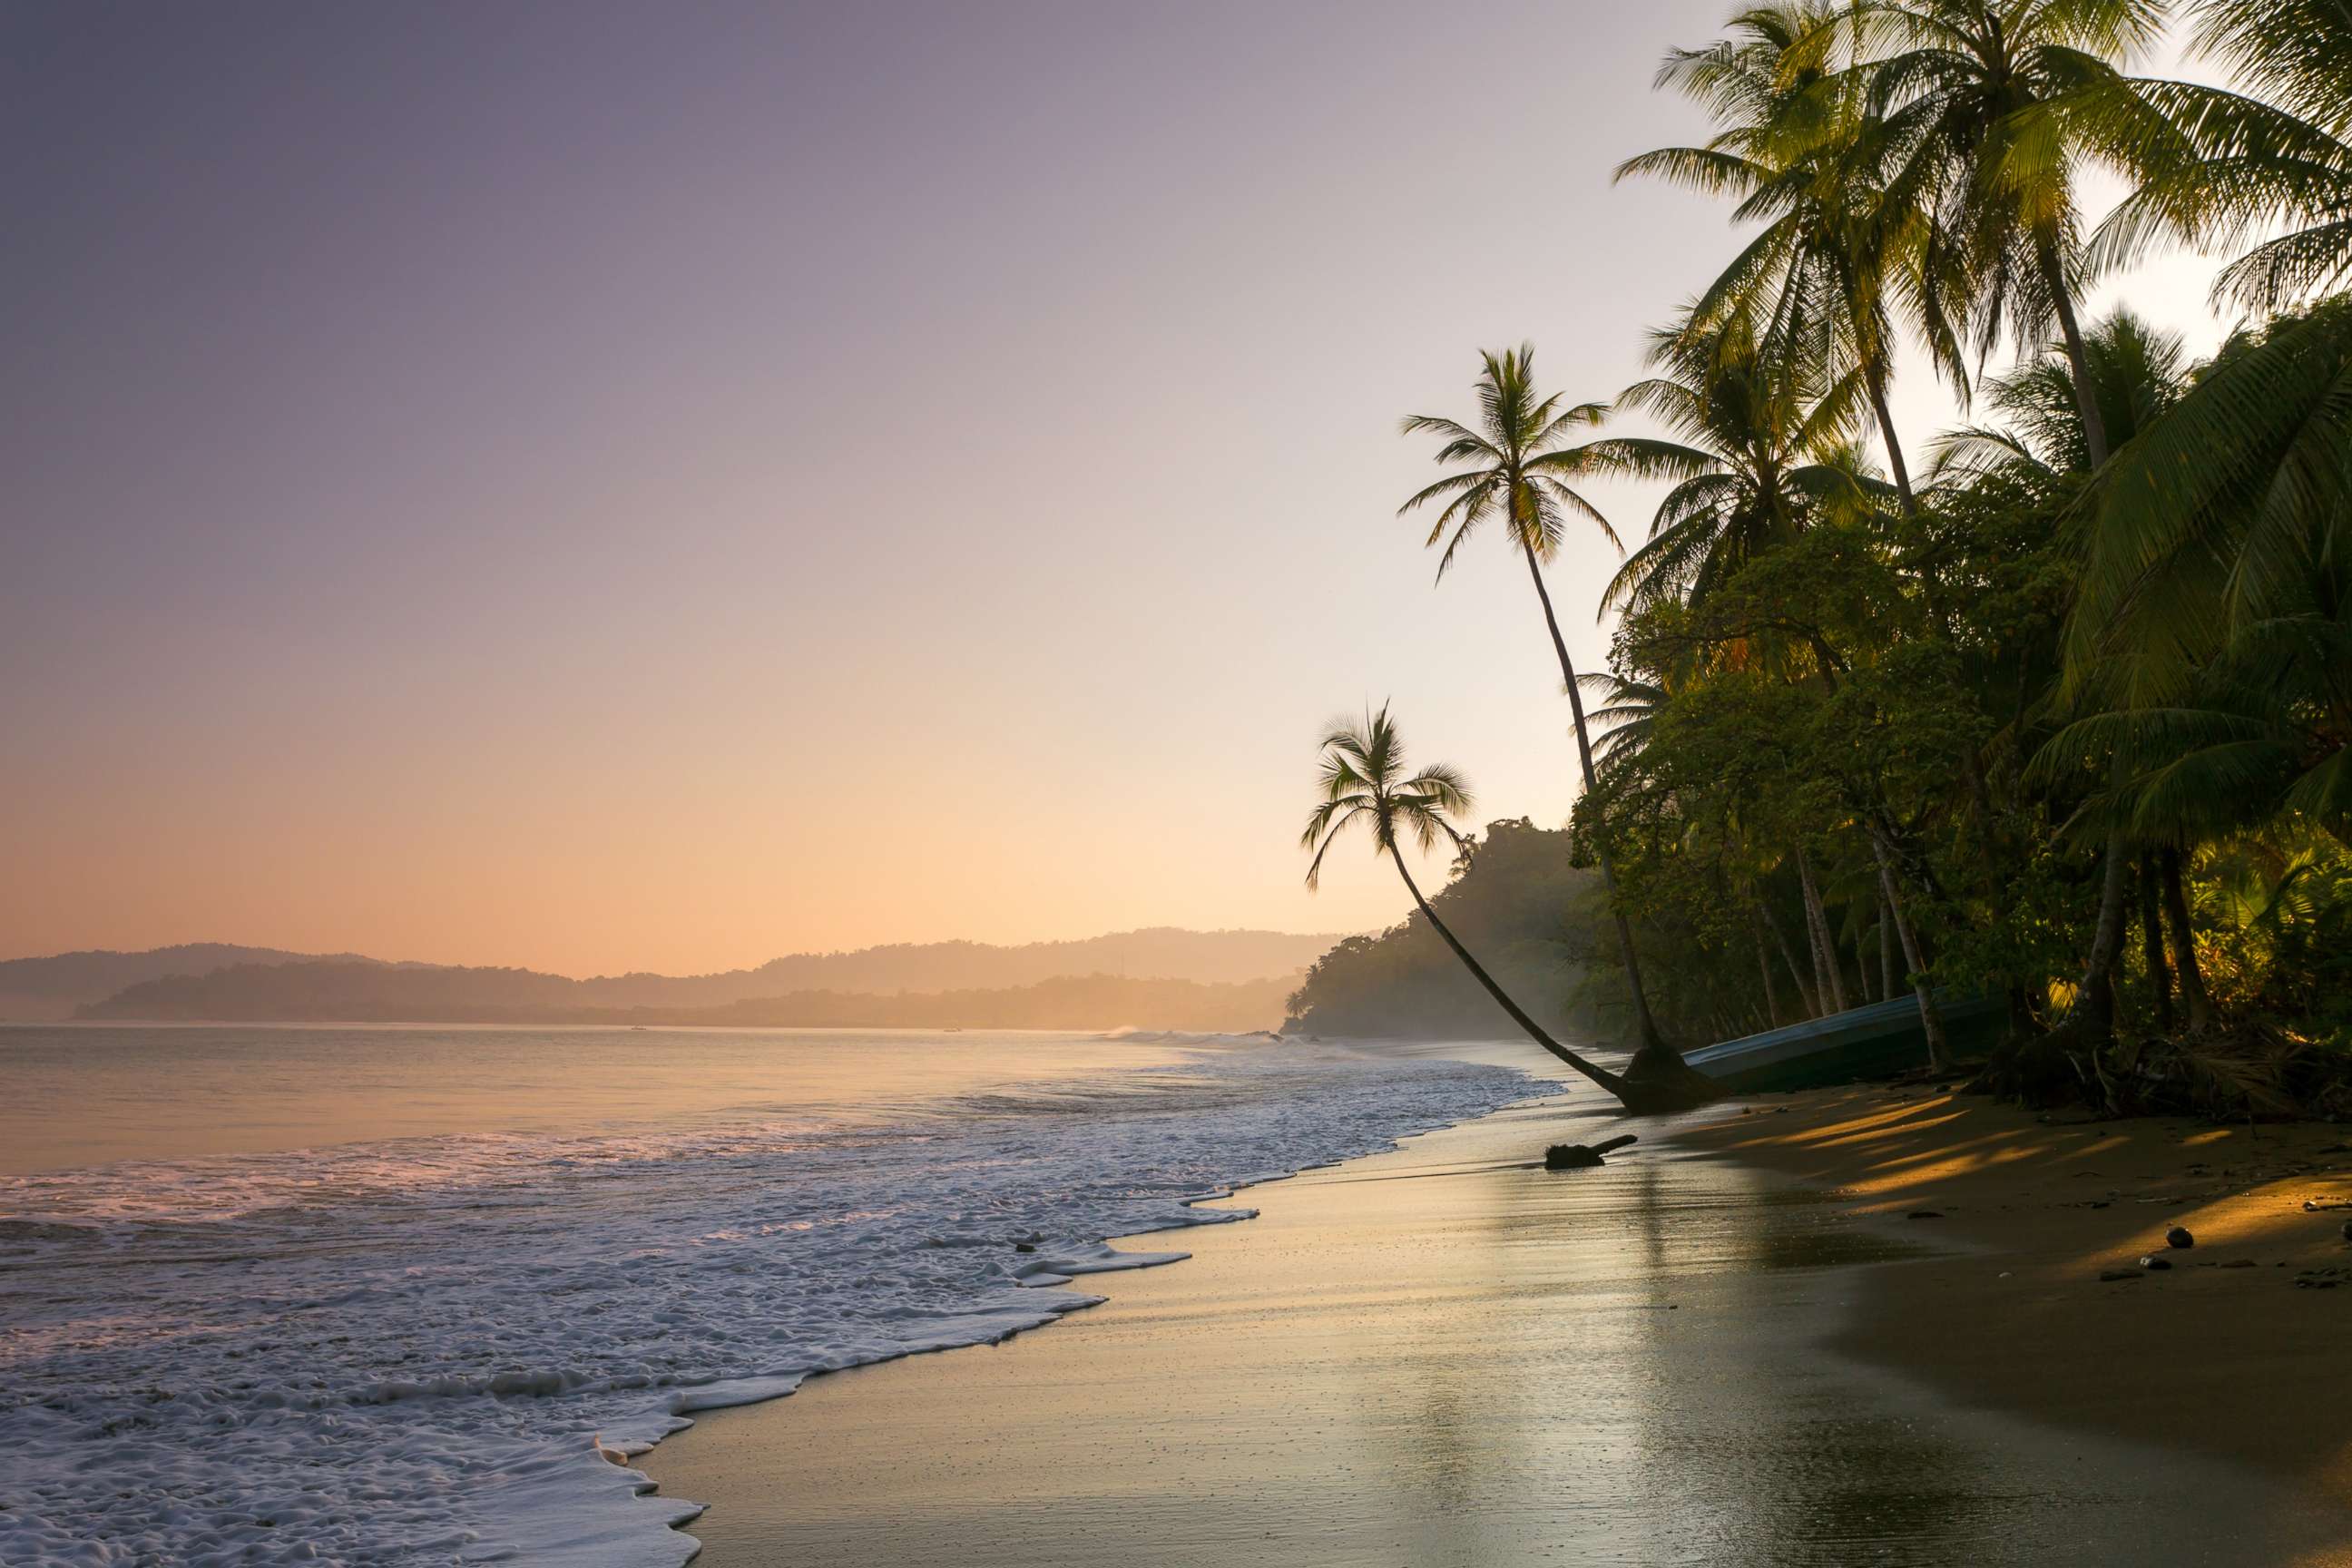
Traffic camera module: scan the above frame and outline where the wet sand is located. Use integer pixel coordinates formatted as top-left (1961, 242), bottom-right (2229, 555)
top-left (642, 1083), bottom-right (2352, 1565)
top-left (1676, 1087), bottom-right (2352, 1512)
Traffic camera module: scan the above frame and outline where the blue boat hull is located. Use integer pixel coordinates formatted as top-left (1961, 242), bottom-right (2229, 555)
top-left (1683, 992), bottom-right (2005, 1093)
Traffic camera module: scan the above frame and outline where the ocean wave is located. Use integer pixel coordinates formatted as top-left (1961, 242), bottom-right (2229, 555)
top-left (0, 1038), bottom-right (1533, 1565)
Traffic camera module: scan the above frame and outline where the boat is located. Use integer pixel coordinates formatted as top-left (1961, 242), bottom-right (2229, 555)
top-left (1683, 991), bottom-right (2006, 1093)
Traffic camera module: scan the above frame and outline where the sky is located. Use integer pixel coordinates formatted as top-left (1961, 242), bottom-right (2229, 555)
top-left (1, 2), bottom-right (2240, 977)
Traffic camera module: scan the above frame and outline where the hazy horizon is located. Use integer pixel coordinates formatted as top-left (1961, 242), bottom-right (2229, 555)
top-left (5, 1), bottom-right (2237, 976)
top-left (0, 921), bottom-right (1362, 976)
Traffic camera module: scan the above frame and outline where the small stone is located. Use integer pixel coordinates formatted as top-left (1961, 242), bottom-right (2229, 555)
top-left (2221, 1259), bottom-right (2257, 1269)
top-left (2139, 1254), bottom-right (2172, 1270)
top-left (2341, 1220), bottom-right (2352, 1243)
top-left (1907, 1210), bottom-right (1945, 1220)
top-left (1014, 1243), bottom-right (1035, 1253)
top-left (2166, 1226), bottom-right (2194, 1250)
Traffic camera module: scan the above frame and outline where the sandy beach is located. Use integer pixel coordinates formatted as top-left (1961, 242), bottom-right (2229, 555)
top-left (641, 1083), bottom-right (2352, 1565)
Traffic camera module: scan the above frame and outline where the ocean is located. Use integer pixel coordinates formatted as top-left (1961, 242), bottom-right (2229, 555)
top-left (0, 1025), bottom-right (1535, 1565)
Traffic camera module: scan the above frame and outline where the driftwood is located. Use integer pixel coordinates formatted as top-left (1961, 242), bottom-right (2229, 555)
top-left (1544, 1133), bottom-right (1639, 1171)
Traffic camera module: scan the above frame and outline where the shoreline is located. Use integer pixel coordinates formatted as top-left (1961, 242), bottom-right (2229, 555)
top-left (640, 1081), bottom-right (2352, 1565)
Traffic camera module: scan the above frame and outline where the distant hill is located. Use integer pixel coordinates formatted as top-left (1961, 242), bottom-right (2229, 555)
top-left (18, 927), bottom-right (1344, 1028)
top-left (0, 944), bottom-right (386, 1022)
top-left (1283, 819), bottom-right (1611, 1041)
top-left (80, 965), bottom-right (1292, 1033)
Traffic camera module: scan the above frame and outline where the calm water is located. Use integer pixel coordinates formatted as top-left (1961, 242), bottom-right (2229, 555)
top-left (0, 1023), bottom-right (1218, 1173)
top-left (0, 1025), bottom-right (1536, 1566)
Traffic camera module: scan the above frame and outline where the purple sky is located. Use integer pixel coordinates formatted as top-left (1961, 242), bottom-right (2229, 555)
top-left (1, 2), bottom-right (2227, 975)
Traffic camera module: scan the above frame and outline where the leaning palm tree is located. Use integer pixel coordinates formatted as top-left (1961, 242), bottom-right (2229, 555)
top-left (1301, 705), bottom-right (1716, 1112)
top-left (1844, 0), bottom-right (2175, 469)
top-left (1397, 346), bottom-right (1715, 1102)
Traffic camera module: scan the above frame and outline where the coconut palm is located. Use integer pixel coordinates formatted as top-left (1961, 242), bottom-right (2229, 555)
top-left (2093, 0), bottom-right (2352, 314)
top-left (1577, 671), bottom-right (1671, 772)
top-left (1396, 347), bottom-right (1710, 1095)
top-left (1300, 706), bottom-right (1714, 1112)
top-left (1929, 307), bottom-right (2190, 486)
top-left (2062, 303), bottom-right (2352, 848)
top-left (1846, 0), bottom-right (2175, 469)
top-left (1584, 315), bottom-right (1875, 619)
top-left (1620, 3), bottom-right (1961, 513)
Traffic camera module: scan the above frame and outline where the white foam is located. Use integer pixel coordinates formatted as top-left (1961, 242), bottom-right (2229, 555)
top-left (0, 1036), bottom-right (1532, 1564)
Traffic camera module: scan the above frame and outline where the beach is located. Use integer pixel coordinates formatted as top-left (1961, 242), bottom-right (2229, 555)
top-left (644, 1084), bottom-right (2352, 1566)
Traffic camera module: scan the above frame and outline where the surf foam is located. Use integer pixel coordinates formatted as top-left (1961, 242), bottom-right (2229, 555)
top-left (0, 1036), bottom-right (1532, 1565)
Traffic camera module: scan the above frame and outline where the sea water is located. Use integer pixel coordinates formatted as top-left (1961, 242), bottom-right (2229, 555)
top-left (0, 1026), bottom-right (1534, 1565)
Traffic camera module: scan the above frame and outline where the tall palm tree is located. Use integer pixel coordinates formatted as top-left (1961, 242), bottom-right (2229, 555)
top-left (1932, 309), bottom-right (2192, 1038)
top-left (1300, 706), bottom-right (1715, 1112)
top-left (1584, 316), bottom-right (1874, 618)
top-left (1397, 347), bottom-right (1714, 1101)
top-left (1846, 0), bottom-right (2173, 469)
top-left (2062, 303), bottom-right (2352, 849)
top-left (1620, 2), bottom-right (1962, 514)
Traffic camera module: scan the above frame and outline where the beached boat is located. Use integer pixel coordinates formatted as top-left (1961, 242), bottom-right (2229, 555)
top-left (1684, 992), bottom-right (2007, 1093)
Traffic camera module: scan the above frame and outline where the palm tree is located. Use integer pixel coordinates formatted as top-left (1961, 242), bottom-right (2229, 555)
top-left (1577, 671), bottom-right (1671, 772)
top-left (1582, 316), bottom-right (1875, 618)
top-left (2093, 0), bottom-right (2352, 315)
top-left (2062, 304), bottom-right (2352, 851)
top-left (1620, 3), bottom-right (1961, 514)
top-left (1397, 347), bottom-right (1715, 1101)
top-left (1929, 308), bottom-right (2189, 487)
top-left (1921, 309), bottom-right (2187, 1041)
top-left (1846, 0), bottom-right (2173, 470)
top-left (1300, 706), bottom-right (1716, 1112)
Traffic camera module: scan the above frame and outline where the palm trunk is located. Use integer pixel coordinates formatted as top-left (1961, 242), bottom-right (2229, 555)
top-left (2139, 855), bottom-right (2173, 1033)
top-left (1520, 540), bottom-right (1670, 1060)
top-left (2161, 848), bottom-right (2214, 1032)
top-left (2039, 238), bottom-right (2112, 469)
top-left (1796, 848), bottom-right (1849, 1014)
top-left (1877, 889), bottom-right (1897, 1003)
top-left (1870, 827), bottom-right (1950, 1072)
top-left (1390, 854), bottom-right (1630, 1100)
top-left (1762, 903), bottom-right (1820, 1017)
top-left (1870, 362), bottom-right (2000, 834)
top-left (1866, 373), bottom-right (1918, 516)
top-left (2074, 827), bottom-right (2132, 1034)
top-left (1753, 912), bottom-right (1784, 1028)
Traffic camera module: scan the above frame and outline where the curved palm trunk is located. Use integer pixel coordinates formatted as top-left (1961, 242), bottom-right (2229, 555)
top-left (1388, 854), bottom-right (1631, 1101)
top-left (1518, 542), bottom-right (1666, 1054)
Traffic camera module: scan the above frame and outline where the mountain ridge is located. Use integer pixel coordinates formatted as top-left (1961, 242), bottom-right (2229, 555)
top-left (5, 928), bottom-right (1349, 1024)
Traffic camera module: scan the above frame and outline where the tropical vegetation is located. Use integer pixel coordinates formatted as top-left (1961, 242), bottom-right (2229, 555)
top-left (1302, 0), bottom-right (2352, 1121)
